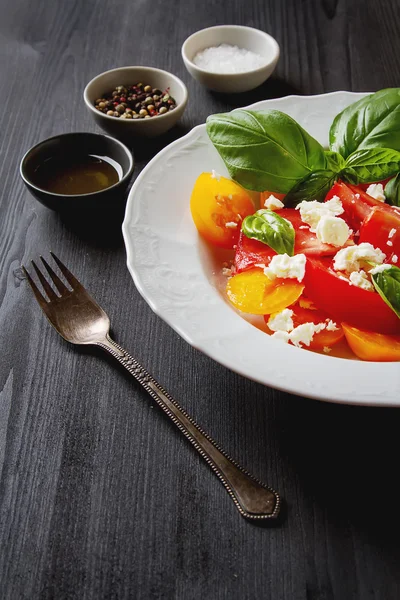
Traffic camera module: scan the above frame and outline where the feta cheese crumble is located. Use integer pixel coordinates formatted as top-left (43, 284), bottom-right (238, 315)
top-left (268, 313), bottom-right (335, 348)
top-left (392, 254), bottom-right (398, 263)
top-left (325, 320), bottom-right (339, 331)
top-left (366, 183), bottom-right (385, 202)
top-left (271, 323), bottom-right (323, 347)
top-left (225, 221), bottom-right (238, 229)
top-left (389, 228), bottom-right (396, 239)
top-left (315, 215), bottom-right (351, 247)
top-left (263, 253), bottom-right (306, 282)
top-left (267, 309), bottom-right (294, 332)
top-left (296, 196), bottom-right (344, 231)
top-left (333, 243), bottom-right (386, 273)
top-left (263, 194), bottom-right (285, 210)
top-left (369, 263), bottom-right (392, 275)
top-left (271, 330), bottom-right (290, 343)
top-left (349, 270), bottom-right (374, 291)
top-left (289, 322), bottom-right (325, 347)
top-left (387, 240), bottom-right (393, 247)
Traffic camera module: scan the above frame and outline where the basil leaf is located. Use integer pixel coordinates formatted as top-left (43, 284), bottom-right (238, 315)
top-left (341, 147), bottom-right (400, 184)
top-left (371, 266), bottom-right (400, 319)
top-left (284, 170), bottom-right (338, 206)
top-left (330, 88), bottom-right (400, 158)
top-left (385, 174), bottom-right (400, 206)
top-left (242, 209), bottom-right (295, 256)
top-left (324, 150), bottom-right (346, 172)
top-left (284, 151), bottom-right (345, 206)
top-left (206, 109), bottom-right (326, 193)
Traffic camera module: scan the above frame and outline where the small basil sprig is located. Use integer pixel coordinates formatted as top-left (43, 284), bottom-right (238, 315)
top-left (206, 90), bottom-right (400, 202)
top-left (324, 150), bottom-right (346, 172)
top-left (371, 265), bottom-right (400, 319)
top-left (341, 148), bottom-right (400, 184)
top-left (385, 173), bottom-right (400, 206)
top-left (284, 169), bottom-right (338, 206)
top-left (284, 151), bottom-right (344, 205)
top-left (242, 209), bottom-right (295, 256)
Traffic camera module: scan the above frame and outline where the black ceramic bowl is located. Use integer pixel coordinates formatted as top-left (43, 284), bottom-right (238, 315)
top-left (20, 132), bottom-right (134, 211)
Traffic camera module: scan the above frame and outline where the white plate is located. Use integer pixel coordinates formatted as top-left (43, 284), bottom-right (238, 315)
top-left (122, 92), bottom-right (400, 407)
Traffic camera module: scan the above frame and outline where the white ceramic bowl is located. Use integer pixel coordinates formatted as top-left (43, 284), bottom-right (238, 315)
top-left (122, 92), bottom-right (400, 407)
top-left (181, 25), bottom-right (280, 93)
top-left (84, 66), bottom-right (188, 138)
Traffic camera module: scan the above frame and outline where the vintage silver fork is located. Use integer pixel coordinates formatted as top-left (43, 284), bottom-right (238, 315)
top-left (23, 253), bottom-right (281, 521)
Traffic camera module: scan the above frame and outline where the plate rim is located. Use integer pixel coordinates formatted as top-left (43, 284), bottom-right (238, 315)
top-left (122, 90), bottom-right (400, 407)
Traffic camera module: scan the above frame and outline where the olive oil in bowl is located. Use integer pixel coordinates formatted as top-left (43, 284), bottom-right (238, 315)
top-left (33, 154), bottom-right (122, 195)
top-left (20, 132), bottom-right (134, 211)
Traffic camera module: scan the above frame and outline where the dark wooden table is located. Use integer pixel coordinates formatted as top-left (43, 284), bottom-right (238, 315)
top-left (1, 1), bottom-right (400, 598)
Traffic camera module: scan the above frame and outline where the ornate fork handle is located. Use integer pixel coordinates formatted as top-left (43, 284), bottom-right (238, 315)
top-left (96, 334), bottom-right (280, 521)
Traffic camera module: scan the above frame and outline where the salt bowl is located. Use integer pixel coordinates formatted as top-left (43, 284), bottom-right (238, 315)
top-left (181, 25), bottom-right (280, 93)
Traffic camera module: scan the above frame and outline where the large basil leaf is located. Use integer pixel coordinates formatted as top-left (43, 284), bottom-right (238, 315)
top-left (385, 174), bottom-right (400, 207)
top-left (284, 170), bottom-right (338, 206)
top-left (341, 147), bottom-right (400, 184)
top-left (371, 265), bottom-right (400, 319)
top-left (329, 88), bottom-right (400, 158)
top-left (206, 109), bottom-right (327, 193)
top-left (241, 209), bottom-right (295, 256)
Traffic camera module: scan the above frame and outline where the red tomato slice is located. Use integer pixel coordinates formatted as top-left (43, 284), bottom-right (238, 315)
top-left (326, 181), bottom-right (400, 233)
top-left (234, 231), bottom-right (273, 273)
top-left (234, 208), bottom-right (348, 273)
top-left (359, 205), bottom-right (400, 263)
top-left (325, 181), bottom-right (372, 232)
top-left (303, 257), bottom-right (400, 334)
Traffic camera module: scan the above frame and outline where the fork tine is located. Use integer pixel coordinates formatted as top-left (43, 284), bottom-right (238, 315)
top-left (22, 265), bottom-right (50, 310)
top-left (50, 252), bottom-right (82, 289)
top-left (40, 256), bottom-right (69, 295)
top-left (31, 260), bottom-right (59, 301)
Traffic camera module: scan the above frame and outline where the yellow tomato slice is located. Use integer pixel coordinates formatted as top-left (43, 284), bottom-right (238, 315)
top-left (226, 269), bottom-right (304, 315)
top-left (342, 324), bottom-right (400, 361)
top-left (190, 173), bottom-right (254, 249)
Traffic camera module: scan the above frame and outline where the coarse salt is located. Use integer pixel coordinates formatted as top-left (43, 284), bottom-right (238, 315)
top-left (369, 263), bottom-right (392, 275)
top-left (193, 44), bottom-right (265, 74)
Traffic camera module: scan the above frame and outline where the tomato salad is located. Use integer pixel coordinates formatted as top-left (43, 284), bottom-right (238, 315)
top-left (191, 91), bottom-right (400, 361)
top-left (190, 172), bottom-right (400, 361)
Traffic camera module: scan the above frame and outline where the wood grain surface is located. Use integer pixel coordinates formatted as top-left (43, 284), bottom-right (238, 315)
top-left (1, 0), bottom-right (400, 598)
